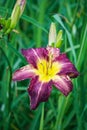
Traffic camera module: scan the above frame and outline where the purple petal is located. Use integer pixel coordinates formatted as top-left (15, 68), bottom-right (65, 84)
top-left (53, 75), bottom-right (73, 96)
top-left (55, 54), bottom-right (79, 78)
top-left (28, 76), bottom-right (52, 110)
top-left (21, 48), bottom-right (48, 68)
top-left (12, 65), bottom-right (35, 81)
top-left (47, 46), bottom-right (60, 60)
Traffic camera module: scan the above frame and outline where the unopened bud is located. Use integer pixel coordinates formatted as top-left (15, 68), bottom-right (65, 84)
top-left (56, 30), bottom-right (63, 48)
top-left (48, 22), bottom-right (57, 47)
top-left (10, 0), bottom-right (26, 29)
top-left (48, 23), bottom-right (63, 48)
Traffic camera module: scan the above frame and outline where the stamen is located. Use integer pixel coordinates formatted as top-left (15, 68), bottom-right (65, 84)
top-left (48, 54), bottom-right (53, 69)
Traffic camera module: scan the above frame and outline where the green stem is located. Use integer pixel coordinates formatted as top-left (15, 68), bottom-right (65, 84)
top-left (39, 103), bottom-right (45, 130)
top-left (55, 94), bottom-right (71, 130)
top-left (55, 96), bottom-right (65, 130)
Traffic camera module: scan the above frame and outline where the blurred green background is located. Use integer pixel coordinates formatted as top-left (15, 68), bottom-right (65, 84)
top-left (0, 0), bottom-right (87, 130)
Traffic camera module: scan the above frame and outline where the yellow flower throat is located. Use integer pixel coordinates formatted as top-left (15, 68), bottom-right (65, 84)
top-left (35, 59), bottom-right (61, 82)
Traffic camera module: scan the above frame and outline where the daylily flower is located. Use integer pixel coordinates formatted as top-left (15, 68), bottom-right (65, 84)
top-left (12, 46), bottom-right (79, 110)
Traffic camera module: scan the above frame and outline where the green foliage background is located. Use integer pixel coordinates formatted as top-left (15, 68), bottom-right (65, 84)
top-left (0, 0), bottom-right (87, 130)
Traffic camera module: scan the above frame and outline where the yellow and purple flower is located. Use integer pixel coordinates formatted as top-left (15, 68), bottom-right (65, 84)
top-left (12, 46), bottom-right (79, 110)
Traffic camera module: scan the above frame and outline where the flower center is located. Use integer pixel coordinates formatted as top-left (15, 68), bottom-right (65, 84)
top-left (35, 59), bottom-right (61, 82)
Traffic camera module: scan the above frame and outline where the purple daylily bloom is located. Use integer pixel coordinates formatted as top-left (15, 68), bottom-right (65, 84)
top-left (12, 46), bottom-right (79, 110)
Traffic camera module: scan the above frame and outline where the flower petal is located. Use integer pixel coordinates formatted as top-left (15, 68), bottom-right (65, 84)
top-left (55, 54), bottom-right (79, 78)
top-left (28, 76), bottom-right (52, 110)
top-left (47, 46), bottom-right (60, 60)
top-left (53, 75), bottom-right (73, 96)
top-left (21, 48), bottom-right (48, 68)
top-left (12, 65), bottom-right (35, 81)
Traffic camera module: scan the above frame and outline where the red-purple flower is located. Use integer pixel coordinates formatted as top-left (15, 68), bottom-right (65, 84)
top-left (12, 46), bottom-right (79, 110)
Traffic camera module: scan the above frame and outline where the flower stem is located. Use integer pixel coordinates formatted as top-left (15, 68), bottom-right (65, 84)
top-left (39, 103), bottom-right (45, 130)
top-left (55, 94), bottom-right (71, 130)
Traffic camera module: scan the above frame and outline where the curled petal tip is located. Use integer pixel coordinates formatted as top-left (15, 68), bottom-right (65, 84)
top-left (55, 53), bottom-right (79, 78)
top-left (53, 75), bottom-right (73, 96)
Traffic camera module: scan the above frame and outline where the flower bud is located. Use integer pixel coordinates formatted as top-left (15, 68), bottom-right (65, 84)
top-left (10, 0), bottom-right (26, 29)
top-left (48, 23), bottom-right (63, 48)
top-left (48, 22), bottom-right (57, 47)
top-left (55, 30), bottom-right (63, 48)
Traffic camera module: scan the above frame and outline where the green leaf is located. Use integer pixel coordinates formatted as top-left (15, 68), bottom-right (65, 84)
top-left (53, 14), bottom-right (76, 64)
